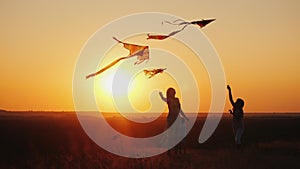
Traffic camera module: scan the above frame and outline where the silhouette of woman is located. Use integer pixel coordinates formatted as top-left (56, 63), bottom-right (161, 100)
top-left (159, 88), bottom-right (188, 127)
top-left (159, 88), bottom-right (188, 155)
top-left (227, 85), bottom-right (245, 149)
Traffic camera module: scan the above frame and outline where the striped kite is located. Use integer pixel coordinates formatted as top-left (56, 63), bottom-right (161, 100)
top-left (144, 68), bottom-right (167, 79)
top-left (86, 37), bottom-right (149, 79)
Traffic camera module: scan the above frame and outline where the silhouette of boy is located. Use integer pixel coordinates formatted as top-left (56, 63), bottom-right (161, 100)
top-left (227, 85), bottom-right (244, 149)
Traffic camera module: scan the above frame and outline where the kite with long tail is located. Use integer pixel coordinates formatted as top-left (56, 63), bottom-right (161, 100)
top-left (86, 37), bottom-right (149, 79)
top-left (163, 18), bottom-right (216, 28)
top-left (144, 68), bottom-right (166, 79)
top-left (147, 18), bottom-right (215, 40)
top-left (147, 25), bottom-right (187, 40)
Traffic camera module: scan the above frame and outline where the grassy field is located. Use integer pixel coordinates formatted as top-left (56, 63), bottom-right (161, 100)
top-left (0, 111), bottom-right (299, 169)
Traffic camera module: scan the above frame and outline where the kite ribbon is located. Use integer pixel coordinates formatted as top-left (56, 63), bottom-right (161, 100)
top-left (147, 25), bottom-right (187, 40)
top-left (86, 37), bottom-right (149, 79)
top-left (163, 19), bottom-right (216, 28)
top-left (86, 56), bottom-right (127, 79)
top-left (162, 19), bottom-right (190, 26)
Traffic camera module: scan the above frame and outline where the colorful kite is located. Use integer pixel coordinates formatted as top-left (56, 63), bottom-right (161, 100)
top-left (86, 37), bottom-right (149, 79)
top-left (147, 18), bottom-right (215, 40)
top-left (143, 68), bottom-right (167, 79)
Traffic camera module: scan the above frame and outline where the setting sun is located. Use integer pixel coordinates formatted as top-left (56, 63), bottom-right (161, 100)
top-left (92, 34), bottom-right (206, 114)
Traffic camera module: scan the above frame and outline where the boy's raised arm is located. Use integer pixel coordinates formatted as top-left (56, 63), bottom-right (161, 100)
top-left (227, 85), bottom-right (235, 106)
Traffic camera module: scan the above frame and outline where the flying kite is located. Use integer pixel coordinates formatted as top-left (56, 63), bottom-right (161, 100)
top-left (143, 68), bottom-right (167, 79)
top-left (147, 25), bottom-right (187, 40)
top-left (147, 18), bottom-right (215, 40)
top-left (86, 37), bottom-right (149, 79)
top-left (163, 18), bottom-right (216, 28)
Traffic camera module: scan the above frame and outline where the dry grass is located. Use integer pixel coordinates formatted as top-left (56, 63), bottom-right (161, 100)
top-left (0, 112), bottom-right (299, 169)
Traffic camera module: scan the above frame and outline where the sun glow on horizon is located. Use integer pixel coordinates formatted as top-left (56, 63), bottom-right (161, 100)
top-left (94, 66), bottom-right (182, 113)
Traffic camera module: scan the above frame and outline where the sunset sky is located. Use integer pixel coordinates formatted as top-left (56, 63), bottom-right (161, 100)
top-left (1, 0), bottom-right (300, 112)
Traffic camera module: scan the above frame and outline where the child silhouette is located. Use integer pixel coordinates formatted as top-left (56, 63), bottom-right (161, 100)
top-left (159, 88), bottom-right (188, 155)
top-left (227, 85), bottom-right (245, 149)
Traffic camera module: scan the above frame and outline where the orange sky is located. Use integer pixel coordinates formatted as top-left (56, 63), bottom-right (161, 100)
top-left (1, 0), bottom-right (300, 112)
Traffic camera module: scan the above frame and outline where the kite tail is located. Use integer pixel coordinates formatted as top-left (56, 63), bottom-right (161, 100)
top-left (163, 19), bottom-right (190, 26)
top-left (161, 19), bottom-right (184, 25)
top-left (147, 24), bottom-right (188, 41)
top-left (163, 20), bottom-right (180, 26)
top-left (85, 56), bottom-right (127, 79)
top-left (164, 24), bottom-right (188, 37)
top-left (172, 19), bottom-right (186, 23)
top-left (112, 37), bottom-right (123, 43)
top-left (147, 34), bottom-right (169, 40)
